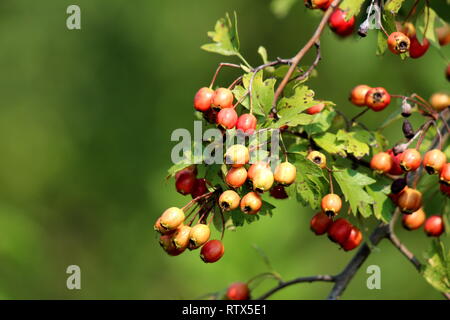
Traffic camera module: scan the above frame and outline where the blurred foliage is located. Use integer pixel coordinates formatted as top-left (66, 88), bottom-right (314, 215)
top-left (0, 0), bottom-right (448, 299)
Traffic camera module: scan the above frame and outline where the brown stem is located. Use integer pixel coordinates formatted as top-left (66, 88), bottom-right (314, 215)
top-left (209, 63), bottom-right (242, 89)
top-left (271, 0), bottom-right (342, 117)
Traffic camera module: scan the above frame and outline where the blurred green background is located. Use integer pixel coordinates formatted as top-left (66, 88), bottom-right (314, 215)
top-left (0, 0), bottom-right (448, 299)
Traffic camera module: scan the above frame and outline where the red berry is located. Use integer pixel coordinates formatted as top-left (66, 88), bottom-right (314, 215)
top-left (159, 207), bottom-right (186, 231)
top-left (321, 194), bottom-right (342, 217)
top-left (341, 226), bottom-right (362, 251)
top-left (399, 148), bottom-right (422, 172)
top-left (191, 178), bottom-right (208, 199)
top-left (329, 9), bottom-right (355, 37)
top-left (217, 108), bottom-right (238, 129)
top-left (252, 168), bottom-right (274, 192)
top-left (240, 192), bottom-right (262, 215)
top-left (236, 113), bottom-right (257, 134)
top-left (225, 166), bottom-right (248, 188)
top-left (203, 108), bottom-right (218, 124)
top-left (387, 32), bottom-right (410, 54)
top-left (270, 185), bottom-right (289, 199)
top-left (387, 149), bottom-right (404, 175)
top-left (175, 165), bottom-right (197, 180)
top-left (159, 234), bottom-right (185, 256)
top-left (423, 149), bottom-right (447, 175)
top-left (175, 171), bottom-right (196, 195)
top-left (409, 36), bottom-right (429, 59)
top-left (402, 208), bottom-right (426, 230)
top-left (226, 282), bottom-right (250, 300)
top-left (370, 152), bottom-right (393, 173)
top-left (310, 212), bottom-right (333, 235)
top-left (225, 145), bottom-right (250, 168)
top-left (440, 183), bottom-right (450, 197)
top-left (200, 240), bottom-right (225, 263)
top-left (365, 87), bottom-right (391, 111)
top-left (349, 85), bottom-right (371, 106)
top-left (328, 218), bottom-right (352, 245)
top-left (247, 161), bottom-right (270, 180)
top-left (212, 88), bottom-right (234, 109)
top-left (424, 215), bottom-right (445, 237)
top-left (304, 0), bottom-right (331, 10)
top-left (440, 163), bottom-right (450, 185)
top-left (306, 103), bottom-right (325, 115)
top-left (194, 87), bottom-right (214, 112)
top-left (446, 63), bottom-right (450, 81)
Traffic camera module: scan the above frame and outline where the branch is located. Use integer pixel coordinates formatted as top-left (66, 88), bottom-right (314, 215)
top-left (256, 275), bottom-right (335, 300)
top-left (271, 0), bottom-right (342, 116)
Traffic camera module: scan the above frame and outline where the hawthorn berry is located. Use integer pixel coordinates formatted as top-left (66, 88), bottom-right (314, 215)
top-left (328, 9), bottom-right (355, 37)
top-left (399, 148), bottom-right (422, 172)
top-left (387, 32), bottom-right (410, 54)
top-left (390, 178), bottom-right (407, 195)
top-left (304, 0), bottom-right (331, 10)
top-left (219, 190), bottom-right (241, 211)
top-left (274, 162), bottom-right (297, 186)
top-left (175, 171), bottom-right (196, 195)
top-left (440, 163), bottom-right (450, 186)
top-left (350, 85), bottom-right (371, 106)
top-left (175, 165), bottom-right (197, 180)
top-left (240, 191), bottom-right (262, 215)
top-left (203, 108), bottom-right (218, 124)
top-left (365, 87), bottom-right (391, 111)
top-left (402, 208), bottom-right (426, 231)
top-left (328, 218), bottom-right (352, 245)
top-left (397, 187), bottom-right (422, 214)
top-left (437, 25), bottom-right (450, 46)
top-left (321, 194), bottom-right (342, 217)
top-left (217, 108), bottom-right (238, 129)
top-left (154, 217), bottom-right (172, 235)
top-left (429, 93), bottom-right (449, 112)
top-left (212, 88), bottom-right (234, 109)
top-left (194, 87), bottom-right (214, 112)
top-left (252, 167), bottom-right (274, 192)
top-left (370, 152), bottom-right (393, 174)
top-left (402, 120), bottom-right (414, 139)
top-left (200, 240), bottom-right (225, 263)
top-left (424, 215), bottom-right (445, 237)
top-left (310, 212), bottom-right (333, 235)
top-left (341, 226), bottom-right (362, 251)
top-left (172, 225), bottom-right (192, 250)
top-left (225, 166), bottom-right (248, 188)
top-left (160, 207), bottom-right (185, 231)
top-left (387, 149), bottom-right (404, 175)
top-left (306, 103), bottom-right (325, 115)
top-left (270, 185), bottom-right (289, 199)
top-left (423, 149), bottom-right (447, 175)
top-left (226, 282), bottom-right (250, 300)
top-left (191, 178), bottom-right (208, 199)
top-left (159, 234), bottom-right (185, 256)
top-left (236, 113), bottom-right (257, 134)
top-left (247, 161), bottom-right (270, 180)
top-left (440, 183), bottom-right (450, 197)
top-left (409, 36), bottom-right (429, 59)
top-left (189, 223), bottom-right (211, 249)
top-left (307, 151), bottom-right (327, 169)
top-left (225, 144), bottom-right (250, 168)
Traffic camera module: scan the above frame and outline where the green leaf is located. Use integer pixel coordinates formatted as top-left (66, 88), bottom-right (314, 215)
top-left (416, 6), bottom-right (439, 48)
top-left (293, 154), bottom-right (328, 209)
top-left (366, 181), bottom-right (395, 222)
top-left (201, 12), bottom-right (241, 57)
top-left (422, 239), bottom-right (450, 294)
top-left (333, 168), bottom-right (376, 217)
top-left (313, 132), bottom-right (347, 156)
top-left (339, 0), bottom-right (366, 18)
top-left (270, 86), bottom-right (319, 128)
top-left (385, 0), bottom-right (406, 14)
top-left (304, 107), bottom-right (337, 136)
top-left (258, 46), bottom-right (269, 64)
top-left (270, 0), bottom-right (297, 19)
top-left (337, 129), bottom-right (373, 159)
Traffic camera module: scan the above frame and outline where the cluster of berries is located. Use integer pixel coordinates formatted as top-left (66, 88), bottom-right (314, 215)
top-left (350, 85), bottom-right (391, 112)
top-left (310, 213), bottom-right (363, 251)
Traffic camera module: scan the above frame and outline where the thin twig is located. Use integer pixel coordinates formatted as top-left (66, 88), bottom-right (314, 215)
top-left (209, 63), bottom-right (242, 89)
